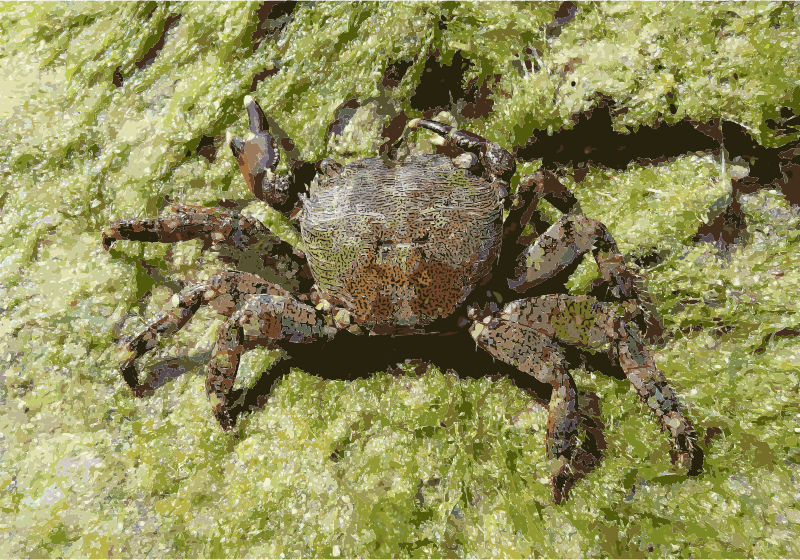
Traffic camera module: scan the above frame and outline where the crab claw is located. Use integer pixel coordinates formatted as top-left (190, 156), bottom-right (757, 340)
top-left (408, 118), bottom-right (516, 182)
top-left (226, 95), bottom-right (296, 215)
top-left (244, 95), bottom-right (269, 135)
top-left (226, 130), bottom-right (245, 159)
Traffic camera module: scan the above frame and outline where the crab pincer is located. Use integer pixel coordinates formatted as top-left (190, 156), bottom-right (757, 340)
top-left (225, 96), bottom-right (292, 209)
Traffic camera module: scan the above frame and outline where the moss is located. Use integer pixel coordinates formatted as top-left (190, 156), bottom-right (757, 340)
top-left (1, 2), bottom-right (799, 558)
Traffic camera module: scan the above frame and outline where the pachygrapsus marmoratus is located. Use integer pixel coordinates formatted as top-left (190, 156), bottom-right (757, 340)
top-left (103, 96), bottom-right (700, 503)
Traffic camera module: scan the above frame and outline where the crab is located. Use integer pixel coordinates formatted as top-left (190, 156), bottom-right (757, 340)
top-left (103, 96), bottom-right (700, 503)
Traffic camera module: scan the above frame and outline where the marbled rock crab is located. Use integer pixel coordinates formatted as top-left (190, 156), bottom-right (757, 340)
top-left (103, 97), bottom-right (700, 502)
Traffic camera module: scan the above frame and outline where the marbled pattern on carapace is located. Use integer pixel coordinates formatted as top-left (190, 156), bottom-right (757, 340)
top-left (301, 154), bottom-right (503, 327)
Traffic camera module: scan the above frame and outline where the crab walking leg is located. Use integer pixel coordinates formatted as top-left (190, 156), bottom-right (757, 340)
top-left (103, 202), bottom-right (298, 255)
top-left (498, 295), bottom-right (698, 473)
top-left (120, 271), bottom-right (290, 395)
top-left (104, 214), bottom-right (212, 250)
top-left (501, 177), bottom-right (554, 251)
top-left (508, 172), bottom-right (581, 242)
top-left (509, 213), bottom-right (638, 300)
top-left (206, 294), bottom-right (333, 430)
top-left (469, 314), bottom-right (579, 502)
top-left (496, 171), bottom-right (580, 282)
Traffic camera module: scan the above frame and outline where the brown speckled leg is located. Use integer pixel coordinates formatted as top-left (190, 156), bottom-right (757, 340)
top-left (509, 213), bottom-right (638, 301)
top-left (504, 171), bottom-right (581, 243)
top-left (469, 309), bottom-right (578, 503)
top-left (120, 271), bottom-right (340, 431)
top-left (120, 271), bottom-right (289, 396)
top-left (103, 201), bottom-right (299, 256)
top-left (472, 294), bottom-right (698, 503)
top-left (206, 294), bottom-right (335, 430)
top-left (500, 295), bottom-right (697, 470)
top-left (103, 200), bottom-right (312, 292)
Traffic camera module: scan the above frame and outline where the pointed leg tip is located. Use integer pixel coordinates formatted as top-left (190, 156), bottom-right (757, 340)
top-left (122, 368), bottom-right (145, 399)
top-left (121, 362), bottom-right (142, 395)
top-left (132, 385), bottom-right (146, 398)
top-left (214, 409), bottom-right (236, 432)
top-left (102, 234), bottom-right (115, 251)
top-left (671, 442), bottom-right (703, 476)
top-left (548, 458), bottom-right (574, 505)
top-left (221, 423), bottom-right (235, 432)
top-left (408, 118), bottom-right (422, 128)
top-left (551, 473), bottom-right (570, 505)
top-left (243, 95), bottom-right (254, 109)
top-left (686, 447), bottom-right (705, 477)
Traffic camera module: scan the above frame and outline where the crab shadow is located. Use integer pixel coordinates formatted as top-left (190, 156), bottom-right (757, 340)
top-left (231, 330), bottom-right (630, 502)
top-left (133, 324), bottom-right (703, 501)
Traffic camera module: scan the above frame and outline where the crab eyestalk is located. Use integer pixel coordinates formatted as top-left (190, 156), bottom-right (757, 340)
top-left (226, 97), bottom-right (292, 208)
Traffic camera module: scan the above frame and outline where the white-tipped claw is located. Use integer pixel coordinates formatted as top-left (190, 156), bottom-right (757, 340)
top-left (225, 130), bottom-right (234, 144)
top-left (244, 95), bottom-right (254, 108)
top-left (408, 118), bottom-right (422, 128)
top-left (431, 135), bottom-right (446, 146)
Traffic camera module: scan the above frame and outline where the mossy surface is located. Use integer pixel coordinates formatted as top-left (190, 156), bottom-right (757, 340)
top-left (1, 2), bottom-right (799, 557)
